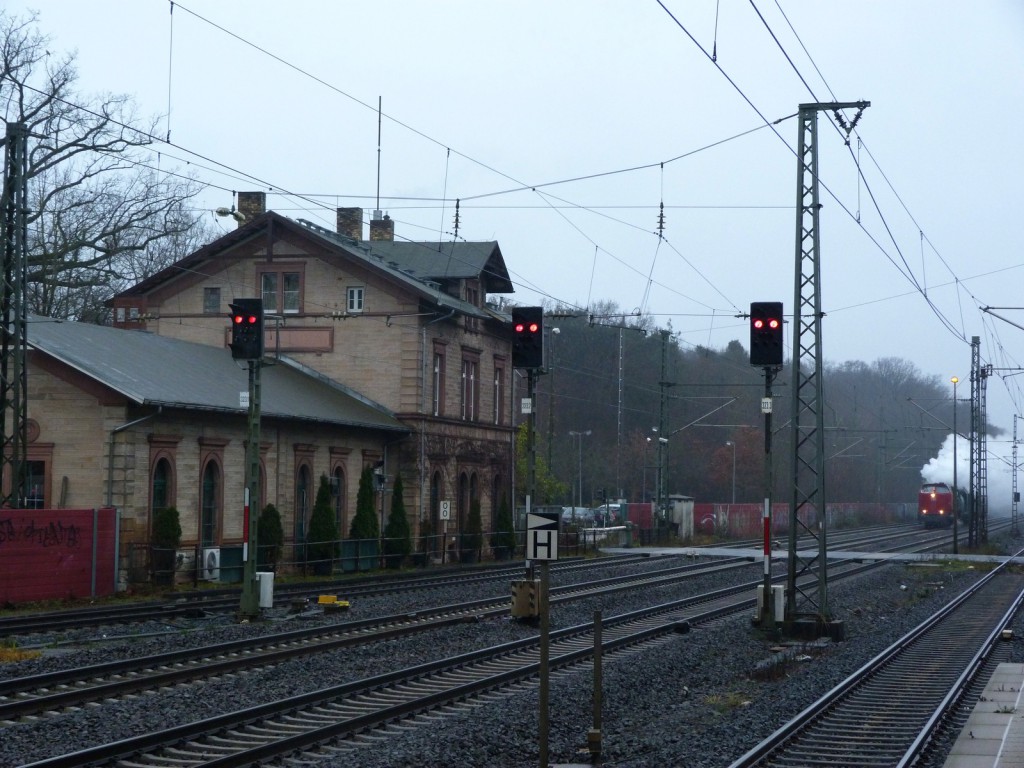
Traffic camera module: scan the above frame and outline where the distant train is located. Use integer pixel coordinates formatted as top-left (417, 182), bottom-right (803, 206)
top-left (919, 482), bottom-right (955, 527)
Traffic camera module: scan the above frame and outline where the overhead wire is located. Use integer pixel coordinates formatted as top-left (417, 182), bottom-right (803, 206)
top-left (747, 0), bottom-right (1023, 432)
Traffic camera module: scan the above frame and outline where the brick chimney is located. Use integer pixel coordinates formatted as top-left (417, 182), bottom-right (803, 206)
top-left (236, 192), bottom-right (266, 227)
top-left (369, 210), bottom-right (394, 242)
top-left (336, 207), bottom-right (363, 240)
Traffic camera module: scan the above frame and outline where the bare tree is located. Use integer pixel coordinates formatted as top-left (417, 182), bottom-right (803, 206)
top-left (1, 10), bottom-right (208, 321)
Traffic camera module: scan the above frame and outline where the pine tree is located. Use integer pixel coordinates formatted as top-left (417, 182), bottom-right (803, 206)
top-left (307, 475), bottom-right (339, 569)
top-left (350, 466), bottom-right (380, 540)
top-left (256, 503), bottom-right (284, 569)
top-left (383, 474), bottom-right (411, 566)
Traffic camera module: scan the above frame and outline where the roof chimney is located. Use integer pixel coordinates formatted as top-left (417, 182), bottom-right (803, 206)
top-left (336, 207), bottom-right (363, 240)
top-left (236, 192), bottom-right (266, 227)
top-left (369, 210), bottom-right (394, 242)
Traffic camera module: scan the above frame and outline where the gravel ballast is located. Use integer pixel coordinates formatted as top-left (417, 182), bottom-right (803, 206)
top-left (0, 551), bottom-right (1018, 768)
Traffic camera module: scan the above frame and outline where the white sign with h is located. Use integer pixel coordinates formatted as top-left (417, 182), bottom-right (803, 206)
top-left (526, 510), bottom-right (560, 561)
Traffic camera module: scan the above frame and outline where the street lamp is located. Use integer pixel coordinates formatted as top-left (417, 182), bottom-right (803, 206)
top-left (568, 430), bottom-right (591, 518)
top-left (546, 327), bottom-right (560, 469)
top-left (374, 464), bottom-right (387, 567)
top-left (725, 440), bottom-right (736, 504)
top-left (642, 436), bottom-right (652, 502)
top-left (951, 376), bottom-right (959, 555)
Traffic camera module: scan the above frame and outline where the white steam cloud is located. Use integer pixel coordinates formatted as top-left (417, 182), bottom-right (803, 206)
top-left (920, 433), bottom-right (1015, 517)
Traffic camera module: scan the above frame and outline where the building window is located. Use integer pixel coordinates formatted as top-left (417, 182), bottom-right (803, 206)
top-left (464, 285), bottom-right (480, 331)
top-left (203, 287), bottom-right (221, 315)
top-left (461, 357), bottom-right (478, 421)
top-left (432, 347), bottom-right (446, 417)
top-left (295, 463), bottom-right (312, 553)
top-left (24, 460), bottom-right (46, 509)
top-left (332, 466), bottom-right (346, 537)
top-left (347, 286), bottom-right (364, 313)
top-left (200, 461), bottom-right (221, 547)
top-left (493, 366), bottom-right (504, 425)
top-left (152, 458), bottom-right (172, 511)
top-left (259, 268), bottom-right (303, 314)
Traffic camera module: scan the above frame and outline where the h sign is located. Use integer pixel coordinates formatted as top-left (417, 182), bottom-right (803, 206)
top-left (526, 510), bottom-right (560, 561)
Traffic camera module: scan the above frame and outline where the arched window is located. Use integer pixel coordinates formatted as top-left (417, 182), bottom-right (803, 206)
top-left (430, 471), bottom-right (443, 556)
top-left (458, 473), bottom-right (468, 532)
top-left (152, 458), bottom-right (171, 512)
top-left (491, 473), bottom-right (502, 525)
top-left (332, 466), bottom-right (346, 537)
top-left (295, 464), bottom-right (312, 543)
top-left (200, 461), bottom-right (221, 547)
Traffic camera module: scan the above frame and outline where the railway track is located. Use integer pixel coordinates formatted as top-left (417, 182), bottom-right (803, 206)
top-left (14, 534), bottom-right (962, 768)
top-left (0, 555), bottom-right (753, 721)
top-left (727, 553), bottom-right (1024, 767)
top-left (0, 522), bottom-right (936, 639)
top-left (0, 526), bottom-right (959, 724)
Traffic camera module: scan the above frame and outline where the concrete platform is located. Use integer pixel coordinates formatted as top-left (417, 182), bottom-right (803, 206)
top-left (943, 663), bottom-right (1024, 768)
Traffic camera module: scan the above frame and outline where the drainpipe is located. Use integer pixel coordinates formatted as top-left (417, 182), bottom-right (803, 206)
top-left (106, 408), bottom-right (162, 506)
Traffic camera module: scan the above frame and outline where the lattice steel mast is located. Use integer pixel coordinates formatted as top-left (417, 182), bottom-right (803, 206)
top-left (969, 335), bottom-right (990, 546)
top-left (786, 101), bottom-right (868, 634)
top-left (0, 122), bottom-right (29, 508)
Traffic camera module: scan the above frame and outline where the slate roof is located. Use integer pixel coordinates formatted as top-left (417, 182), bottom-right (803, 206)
top-left (115, 213), bottom-right (514, 320)
top-left (27, 318), bottom-right (407, 433)
top-left (297, 221), bottom-right (514, 291)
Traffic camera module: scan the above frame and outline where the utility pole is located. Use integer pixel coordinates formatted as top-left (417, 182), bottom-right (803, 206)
top-left (787, 100), bottom-right (867, 639)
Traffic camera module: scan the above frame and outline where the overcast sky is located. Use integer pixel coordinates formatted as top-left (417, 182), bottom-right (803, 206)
top-left (14, 1), bottom-right (1024, 492)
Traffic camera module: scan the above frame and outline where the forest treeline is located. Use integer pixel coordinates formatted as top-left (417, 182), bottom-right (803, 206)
top-left (514, 300), bottom-right (956, 508)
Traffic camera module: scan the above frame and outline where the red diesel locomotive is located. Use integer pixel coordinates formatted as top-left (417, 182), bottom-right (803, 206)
top-left (919, 482), bottom-right (955, 527)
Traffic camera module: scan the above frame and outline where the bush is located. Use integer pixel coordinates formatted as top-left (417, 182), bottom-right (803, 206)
top-left (383, 474), bottom-right (411, 567)
top-left (307, 475), bottom-right (339, 571)
top-left (491, 498), bottom-right (516, 558)
top-left (151, 507), bottom-right (181, 585)
top-left (461, 498), bottom-right (483, 561)
top-left (256, 503), bottom-right (284, 569)
top-left (152, 506), bottom-right (181, 548)
top-left (349, 466), bottom-right (380, 540)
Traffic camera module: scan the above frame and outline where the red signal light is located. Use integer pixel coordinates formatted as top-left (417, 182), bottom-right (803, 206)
top-left (233, 314), bottom-right (244, 325)
top-left (528, 322), bottom-right (539, 333)
top-left (768, 318), bottom-right (780, 329)
top-left (753, 319), bottom-right (764, 329)
top-left (514, 323), bottom-right (525, 333)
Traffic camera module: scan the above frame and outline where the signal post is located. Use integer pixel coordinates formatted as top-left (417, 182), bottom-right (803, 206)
top-left (750, 302), bottom-right (783, 629)
top-left (230, 300), bottom-right (264, 620)
top-left (508, 307), bottom-right (556, 768)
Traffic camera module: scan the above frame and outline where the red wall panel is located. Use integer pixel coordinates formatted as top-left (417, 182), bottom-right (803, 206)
top-left (0, 508), bottom-right (117, 604)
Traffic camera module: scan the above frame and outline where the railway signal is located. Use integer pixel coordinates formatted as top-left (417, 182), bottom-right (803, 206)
top-left (512, 306), bottom-right (544, 369)
top-left (229, 299), bottom-right (264, 360)
top-left (749, 301), bottom-right (783, 366)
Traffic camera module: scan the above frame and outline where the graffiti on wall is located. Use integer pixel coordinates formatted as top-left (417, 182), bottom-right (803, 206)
top-left (0, 517), bottom-right (82, 548)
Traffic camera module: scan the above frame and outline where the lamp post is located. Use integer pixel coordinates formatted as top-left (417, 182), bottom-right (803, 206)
top-left (642, 436), bottom-right (652, 502)
top-left (546, 327), bottom-right (560, 470)
top-left (569, 430), bottom-right (591, 519)
top-left (725, 441), bottom-right (736, 504)
top-left (951, 376), bottom-right (959, 555)
top-left (375, 465), bottom-right (387, 567)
